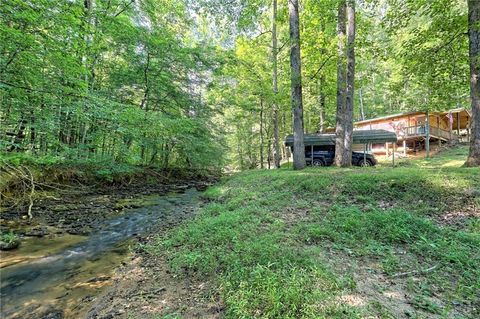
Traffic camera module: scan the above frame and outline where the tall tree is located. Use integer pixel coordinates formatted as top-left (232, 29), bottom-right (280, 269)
top-left (344, 0), bottom-right (355, 166)
top-left (335, 0), bottom-right (347, 166)
top-left (466, 0), bottom-right (480, 166)
top-left (272, 0), bottom-right (281, 168)
top-left (334, 0), bottom-right (355, 167)
top-left (288, 0), bottom-right (306, 170)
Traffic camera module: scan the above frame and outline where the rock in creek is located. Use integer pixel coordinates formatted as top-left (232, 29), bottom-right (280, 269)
top-left (40, 308), bottom-right (64, 319)
top-left (23, 226), bottom-right (49, 237)
top-left (0, 238), bottom-right (20, 250)
top-left (66, 225), bottom-right (92, 235)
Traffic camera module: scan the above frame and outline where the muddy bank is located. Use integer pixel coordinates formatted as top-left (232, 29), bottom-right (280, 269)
top-left (87, 247), bottom-right (224, 319)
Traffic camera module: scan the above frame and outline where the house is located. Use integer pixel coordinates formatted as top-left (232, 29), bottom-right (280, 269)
top-left (347, 108), bottom-right (471, 156)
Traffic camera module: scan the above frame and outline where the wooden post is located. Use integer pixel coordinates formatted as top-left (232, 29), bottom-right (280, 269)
top-left (437, 116), bottom-right (441, 148)
top-left (287, 147), bottom-right (290, 166)
top-left (392, 143), bottom-right (396, 167)
top-left (407, 115), bottom-right (411, 137)
top-left (364, 143), bottom-right (367, 165)
top-left (311, 145), bottom-right (313, 165)
top-left (449, 116), bottom-right (453, 142)
top-left (457, 112), bottom-right (461, 135)
top-left (403, 140), bottom-right (406, 156)
top-left (467, 119), bottom-right (471, 142)
top-left (425, 111), bottom-right (430, 159)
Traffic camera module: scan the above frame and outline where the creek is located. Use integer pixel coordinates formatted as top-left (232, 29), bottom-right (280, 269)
top-left (0, 188), bottom-right (201, 318)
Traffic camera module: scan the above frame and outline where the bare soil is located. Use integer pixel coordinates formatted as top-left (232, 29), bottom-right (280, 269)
top-left (87, 252), bottom-right (224, 319)
top-left (319, 246), bottom-right (469, 319)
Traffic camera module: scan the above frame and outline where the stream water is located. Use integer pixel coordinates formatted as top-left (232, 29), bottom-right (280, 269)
top-left (0, 188), bottom-right (200, 318)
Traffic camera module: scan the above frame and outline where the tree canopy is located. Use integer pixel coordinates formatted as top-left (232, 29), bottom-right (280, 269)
top-left (1, 0), bottom-right (477, 170)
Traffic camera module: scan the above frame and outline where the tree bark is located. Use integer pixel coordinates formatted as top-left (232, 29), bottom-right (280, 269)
top-left (260, 98), bottom-right (264, 169)
top-left (272, 0), bottom-right (281, 168)
top-left (319, 75), bottom-right (326, 133)
top-left (466, 0), bottom-right (480, 166)
top-left (140, 51), bottom-right (151, 162)
top-left (335, 0), bottom-right (347, 166)
top-left (30, 109), bottom-right (35, 153)
top-left (343, 0), bottom-right (355, 166)
top-left (288, 0), bottom-right (305, 170)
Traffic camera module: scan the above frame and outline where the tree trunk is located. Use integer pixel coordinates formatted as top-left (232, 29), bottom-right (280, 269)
top-left (288, 0), bottom-right (305, 170)
top-left (140, 51), bottom-right (151, 163)
top-left (30, 109), bottom-right (36, 153)
top-left (260, 98), bottom-right (264, 169)
top-left (267, 138), bottom-right (272, 169)
top-left (272, 0), bottom-right (281, 168)
top-left (236, 125), bottom-right (244, 169)
top-left (8, 119), bottom-right (27, 152)
top-left (359, 88), bottom-right (365, 120)
top-left (343, 0), bottom-right (355, 167)
top-left (466, 0), bottom-right (480, 166)
top-left (318, 75), bottom-right (326, 133)
top-left (335, 0), bottom-right (347, 166)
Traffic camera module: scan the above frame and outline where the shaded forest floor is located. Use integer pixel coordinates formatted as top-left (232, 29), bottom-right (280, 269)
top-left (91, 145), bottom-right (479, 319)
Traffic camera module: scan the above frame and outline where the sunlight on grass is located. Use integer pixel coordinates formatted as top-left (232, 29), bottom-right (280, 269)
top-left (440, 159), bottom-right (466, 167)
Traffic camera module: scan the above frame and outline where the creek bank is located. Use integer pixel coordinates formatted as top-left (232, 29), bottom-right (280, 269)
top-left (87, 242), bottom-right (224, 319)
top-left (0, 173), bottom-right (217, 240)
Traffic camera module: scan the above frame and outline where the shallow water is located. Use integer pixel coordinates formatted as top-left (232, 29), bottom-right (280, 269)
top-left (0, 188), bottom-right (200, 318)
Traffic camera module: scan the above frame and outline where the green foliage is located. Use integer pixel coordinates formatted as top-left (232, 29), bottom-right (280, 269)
top-left (1, 0), bottom-right (224, 170)
top-left (0, 231), bottom-right (19, 244)
top-left (0, 153), bottom-right (63, 167)
top-left (1, 0), bottom-right (471, 171)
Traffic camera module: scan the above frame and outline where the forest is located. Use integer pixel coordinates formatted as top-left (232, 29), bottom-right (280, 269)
top-left (1, 0), bottom-right (479, 318)
top-left (1, 0), bottom-right (478, 170)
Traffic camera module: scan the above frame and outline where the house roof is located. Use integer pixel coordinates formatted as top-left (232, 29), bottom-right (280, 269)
top-left (321, 107), bottom-right (472, 135)
top-left (437, 107), bottom-right (471, 117)
top-left (355, 111), bottom-right (425, 126)
top-left (355, 107), bottom-right (471, 126)
top-left (285, 129), bottom-right (397, 147)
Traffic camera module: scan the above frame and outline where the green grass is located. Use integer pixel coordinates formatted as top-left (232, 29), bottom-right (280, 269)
top-left (145, 146), bottom-right (480, 318)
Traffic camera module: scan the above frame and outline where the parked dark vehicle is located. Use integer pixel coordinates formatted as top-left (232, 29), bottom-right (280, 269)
top-left (304, 145), bottom-right (377, 167)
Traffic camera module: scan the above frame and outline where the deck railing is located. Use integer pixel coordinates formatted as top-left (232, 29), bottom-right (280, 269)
top-left (403, 125), bottom-right (458, 141)
top-left (404, 125), bottom-right (425, 136)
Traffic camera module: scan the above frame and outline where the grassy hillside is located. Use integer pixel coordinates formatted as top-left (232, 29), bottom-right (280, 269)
top-left (146, 146), bottom-right (480, 318)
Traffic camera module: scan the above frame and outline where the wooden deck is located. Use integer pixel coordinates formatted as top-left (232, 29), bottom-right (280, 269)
top-left (403, 125), bottom-right (459, 142)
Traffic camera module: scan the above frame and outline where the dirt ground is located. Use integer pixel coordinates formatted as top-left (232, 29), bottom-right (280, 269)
top-left (86, 250), bottom-right (224, 319)
top-left (319, 246), bottom-right (471, 319)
